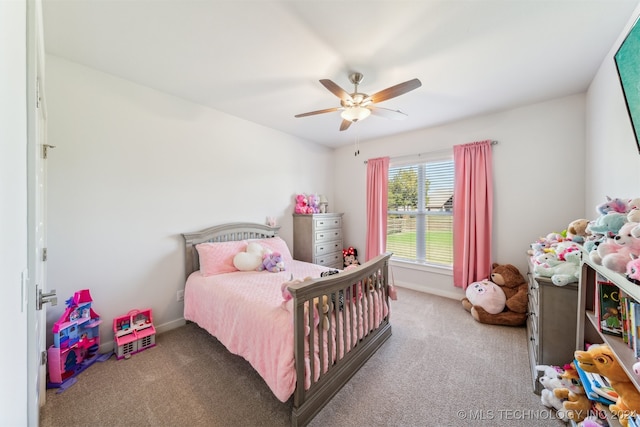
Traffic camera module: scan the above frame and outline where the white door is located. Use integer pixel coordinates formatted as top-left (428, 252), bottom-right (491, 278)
top-left (27, 0), bottom-right (55, 424)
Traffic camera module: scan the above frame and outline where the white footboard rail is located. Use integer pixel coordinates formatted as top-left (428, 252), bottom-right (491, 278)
top-left (287, 252), bottom-right (393, 427)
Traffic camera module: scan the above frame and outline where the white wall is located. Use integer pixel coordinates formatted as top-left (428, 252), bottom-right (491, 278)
top-left (333, 95), bottom-right (586, 298)
top-left (1, 0), bottom-right (28, 424)
top-left (585, 4), bottom-right (640, 211)
top-left (45, 56), bottom-right (335, 349)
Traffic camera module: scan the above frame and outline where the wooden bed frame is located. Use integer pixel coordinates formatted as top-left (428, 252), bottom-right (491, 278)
top-left (182, 222), bottom-right (392, 427)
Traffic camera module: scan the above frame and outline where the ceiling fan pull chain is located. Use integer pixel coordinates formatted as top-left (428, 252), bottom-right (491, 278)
top-left (354, 126), bottom-right (360, 156)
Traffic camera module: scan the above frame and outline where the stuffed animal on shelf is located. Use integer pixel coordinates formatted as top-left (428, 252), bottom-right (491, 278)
top-left (566, 218), bottom-right (591, 244)
top-left (596, 221), bottom-right (640, 274)
top-left (537, 364), bottom-right (568, 420)
top-left (588, 212), bottom-right (628, 240)
top-left (260, 252), bottom-right (285, 273)
top-left (461, 279), bottom-right (506, 315)
top-left (553, 362), bottom-right (591, 422)
top-left (343, 247), bottom-right (360, 268)
top-left (627, 254), bottom-right (640, 285)
top-left (596, 196), bottom-right (629, 216)
top-left (575, 344), bottom-right (640, 427)
top-left (465, 263), bottom-right (528, 326)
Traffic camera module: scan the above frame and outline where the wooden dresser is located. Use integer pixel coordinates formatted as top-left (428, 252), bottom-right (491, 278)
top-left (293, 213), bottom-right (343, 269)
top-left (526, 257), bottom-right (578, 394)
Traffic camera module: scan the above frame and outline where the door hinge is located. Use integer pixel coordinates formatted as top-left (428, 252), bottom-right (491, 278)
top-left (40, 350), bottom-right (47, 366)
top-left (42, 247), bottom-right (47, 262)
top-left (42, 144), bottom-right (56, 159)
top-left (36, 80), bottom-right (41, 109)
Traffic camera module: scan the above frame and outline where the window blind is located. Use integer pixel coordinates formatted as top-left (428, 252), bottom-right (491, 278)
top-left (386, 157), bottom-right (454, 266)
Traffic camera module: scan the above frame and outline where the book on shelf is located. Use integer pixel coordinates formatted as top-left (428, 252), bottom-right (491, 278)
top-left (574, 359), bottom-right (616, 405)
top-left (632, 301), bottom-right (640, 359)
top-left (622, 293), bottom-right (630, 345)
top-left (597, 274), bottom-right (623, 337)
top-left (628, 414), bottom-right (640, 427)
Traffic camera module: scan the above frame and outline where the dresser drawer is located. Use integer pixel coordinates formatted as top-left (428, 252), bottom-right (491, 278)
top-left (315, 229), bottom-right (342, 243)
top-left (314, 217), bottom-right (342, 230)
top-left (527, 314), bottom-right (538, 361)
top-left (314, 252), bottom-right (343, 268)
top-left (315, 240), bottom-right (342, 257)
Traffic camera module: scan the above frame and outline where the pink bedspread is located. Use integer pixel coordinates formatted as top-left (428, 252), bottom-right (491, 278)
top-left (183, 260), bottom-right (389, 402)
top-left (184, 261), bottom-right (328, 402)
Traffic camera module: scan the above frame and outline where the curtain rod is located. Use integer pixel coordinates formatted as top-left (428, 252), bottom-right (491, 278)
top-left (363, 140), bottom-right (498, 164)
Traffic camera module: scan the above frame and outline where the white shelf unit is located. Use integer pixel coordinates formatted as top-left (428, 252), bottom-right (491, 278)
top-left (576, 256), bottom-right (640, 427)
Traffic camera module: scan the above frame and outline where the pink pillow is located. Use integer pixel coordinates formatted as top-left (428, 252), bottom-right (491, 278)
top-left (196, 241), bottom-right (247, 276)
top-left (249, 237), bottom-right (294, 264)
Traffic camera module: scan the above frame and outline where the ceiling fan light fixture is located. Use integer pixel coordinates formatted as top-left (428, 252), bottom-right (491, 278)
top-left (341, 106), bottom-right (371, 122)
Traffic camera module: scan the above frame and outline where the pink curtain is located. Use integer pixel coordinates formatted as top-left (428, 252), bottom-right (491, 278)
top-left (453, 141), bottom-right (494, 289)
top-left (365, 157), bottom-right (389, 262)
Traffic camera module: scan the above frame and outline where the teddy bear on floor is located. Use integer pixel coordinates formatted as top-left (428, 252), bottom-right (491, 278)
top-left (462, 263), bottom-right (528, 326)
top-left (575, 344), bottom-right (640, 427)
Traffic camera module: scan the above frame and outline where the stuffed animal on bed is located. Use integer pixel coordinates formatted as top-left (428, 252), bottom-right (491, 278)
top-left (260, 252), bottom-right (285, 273)
top-left (463, 263), bottom-right (528, 326)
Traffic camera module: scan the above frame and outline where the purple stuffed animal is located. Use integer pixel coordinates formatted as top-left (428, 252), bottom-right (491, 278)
top-left (596, 196), bottom-right (628, 215)
top-left (260, 252), bottom-right (285, 273)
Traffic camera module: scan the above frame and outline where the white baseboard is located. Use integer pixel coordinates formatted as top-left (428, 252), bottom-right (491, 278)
top-left (155, 317), bottom-right (186, 334)
top-left (99, 317), bottom-right (187, 354)
top-left (395, 281), bottom-right (465, 301)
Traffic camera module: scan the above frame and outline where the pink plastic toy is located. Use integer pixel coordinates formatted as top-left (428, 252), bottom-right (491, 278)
top-left (113, 308), bottom-right (156, 359)
top-left (47, 289), bottom-right (103, 388)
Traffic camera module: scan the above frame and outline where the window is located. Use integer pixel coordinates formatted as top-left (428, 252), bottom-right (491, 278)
top-left (386, 154), bottom-right (454, 267)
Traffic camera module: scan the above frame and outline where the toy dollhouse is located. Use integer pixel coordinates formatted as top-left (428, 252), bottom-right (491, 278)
top-left (113, 308), bottom-right (156, 359)
top-left (47, 289), bottom-right (103, 388)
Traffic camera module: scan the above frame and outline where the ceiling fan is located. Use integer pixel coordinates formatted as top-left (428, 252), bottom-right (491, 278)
top-left (295, 72), bottom-right (422, 131)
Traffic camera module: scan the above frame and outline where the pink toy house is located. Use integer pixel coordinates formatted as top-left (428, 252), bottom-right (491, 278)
top-left (48, 289), bottom-right (103, 387)
top-left (113, 308), bottom-right (156, 359)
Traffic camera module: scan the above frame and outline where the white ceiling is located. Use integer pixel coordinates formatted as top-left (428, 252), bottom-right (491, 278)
top-left (42, 0), bottom-right (639, 148)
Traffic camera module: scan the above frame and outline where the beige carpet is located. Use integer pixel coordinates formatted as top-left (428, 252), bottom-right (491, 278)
top-left (40, 287), bottom-right (565, 426)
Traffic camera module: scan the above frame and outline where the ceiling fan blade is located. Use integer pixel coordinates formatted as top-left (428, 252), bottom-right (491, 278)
top-left (369, 106), bottom-right (408, 120)
top-left (368, 78), bottom-right (422, 104)
top-left (294, 107), bottom-right (341, 118)
top-left (320, 79), bottom-right (353, 102)
top-left (339, 119), bottom-right (352, 131)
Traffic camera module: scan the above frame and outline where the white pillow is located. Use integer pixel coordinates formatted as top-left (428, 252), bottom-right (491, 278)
top-left (233, 251), bottom-right (262, 271)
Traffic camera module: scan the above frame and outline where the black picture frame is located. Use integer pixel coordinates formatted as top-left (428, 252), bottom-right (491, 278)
top-left (614, 16), bottom-right (640, 154)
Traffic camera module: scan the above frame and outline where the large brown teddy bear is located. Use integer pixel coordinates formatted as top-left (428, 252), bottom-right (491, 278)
top-left (462, 263), bottom-right (528, 326)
